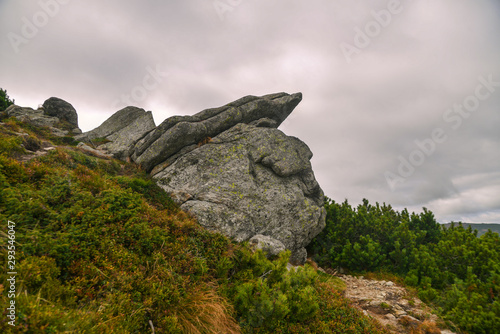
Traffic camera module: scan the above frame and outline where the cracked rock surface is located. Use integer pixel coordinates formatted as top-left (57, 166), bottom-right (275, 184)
top-left (153, 122), bottom-right (325, 264)
top-left (6, 100), bottom-right (82, 136)
top-left (76, 106), bottom-right (155, 160)
top-left (132, 92), bottom-right (303, 172)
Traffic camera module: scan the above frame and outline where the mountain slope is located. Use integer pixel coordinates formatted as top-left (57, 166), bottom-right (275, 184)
top-left (0, 117), bottom-right (386, 333)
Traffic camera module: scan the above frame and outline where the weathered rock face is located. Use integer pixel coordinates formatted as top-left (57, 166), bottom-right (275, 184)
top-left (76, 106), bottom-right (156, 160)
top-left (132, 92), bottom-right (303, 172)
top-left (152, 120), bottom-right (326, 264)
top-left (5, 103), bottom-right (80, 136)
top-left (6, 105), bottom-right (59, 128)
top-left (43, 97), bottom-right (79, 128)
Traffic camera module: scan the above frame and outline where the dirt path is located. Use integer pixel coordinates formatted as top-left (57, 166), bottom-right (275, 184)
top-left (334, 273), bottom-right (457, 334)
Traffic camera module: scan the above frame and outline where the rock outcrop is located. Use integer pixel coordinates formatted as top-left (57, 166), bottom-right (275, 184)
top-left (136, 93), bottom-right (324, 264)
top-left (76, 106), bottom-right (155, 160)
top-left (6, 97), bottom-right (82, 136)
top-left (17, 92), bottom-right (325, 264)
top-left (6, 105), bottom-right (60, 128)
top-left (132, 92), bottom-right (303, 172)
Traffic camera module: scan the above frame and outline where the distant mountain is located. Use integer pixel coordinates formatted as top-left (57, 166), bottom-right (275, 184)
top-left (442, 222), bottom-right (500, 237)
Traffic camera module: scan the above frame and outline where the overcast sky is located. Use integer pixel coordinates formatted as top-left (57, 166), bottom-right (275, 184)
top-left (1, 0), bottom-right (499, 224)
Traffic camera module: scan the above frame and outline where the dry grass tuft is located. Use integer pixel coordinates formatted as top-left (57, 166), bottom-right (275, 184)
top-left (408, 320), bottom-right (441, 334)
top-left (175, 284), bottom-right (241, 334)
top-left (197, 136), bottom-right (212, 147)
top-left (306, 258), bottom-right (319, 271)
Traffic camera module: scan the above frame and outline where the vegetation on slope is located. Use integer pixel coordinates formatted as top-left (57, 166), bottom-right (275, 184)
top-left (308, 199), bottom-right (500, 334)
top-left (0, 89), bottom-right (15, 112)
top-left (0, 117), bottom-right (386, 333)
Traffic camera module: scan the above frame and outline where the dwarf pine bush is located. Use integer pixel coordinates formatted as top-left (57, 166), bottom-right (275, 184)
top-left (0, 88), bottom-right (14, 111)
top-left (309, 198), bottom-right (500, 334)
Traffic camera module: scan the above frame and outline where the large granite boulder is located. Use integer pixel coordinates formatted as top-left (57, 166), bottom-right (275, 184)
top-left (152, 122), bottom-right (326, 264)
top-left (76, 106), bottom-right (156, 160)
top-left (42, 97), bottom-right (79, 129)
top-left (132, 92), bottom-right (303, 172)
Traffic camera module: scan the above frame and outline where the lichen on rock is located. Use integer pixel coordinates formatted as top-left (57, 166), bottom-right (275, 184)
top-left (149, 93), bottom-right (325, 264)
top-left (50, 92), bottom-right (326, 264)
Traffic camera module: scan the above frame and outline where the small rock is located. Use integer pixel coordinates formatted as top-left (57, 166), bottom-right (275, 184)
top-left (50, 127), bottom-right (69, 137)
top-left (385, 313), bottom-right (396, 320)
top-left (13, 131), bottom-right (29, 137)
top-left (168, 190), bottom-right (193, 204)
top-left (398, 299), bottom-right (409, 307)
top-left (249, 234), bottom-right (286, 259)
top-left (77, 142), bottom-right (111, 159)
top-left (393, 309), bottom-right (407, 317)
top-left (398, 315), bottom-right (419, 327)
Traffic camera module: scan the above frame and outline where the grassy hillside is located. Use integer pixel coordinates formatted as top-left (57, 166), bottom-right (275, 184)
top-left (0, 117), bottom-right (387, 333)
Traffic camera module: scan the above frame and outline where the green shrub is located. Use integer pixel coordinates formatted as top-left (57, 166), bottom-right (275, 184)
top-left (49, 136), bottom-right (79, 146)
top-left (113, 175), bottom-right (177, 211)
top-left (337, 235), bottom-right (386, 271)
top-left (0, 88), bottom-right (14, 111)
top-left (0, 136), bottom-right (25, 157)
top-left (308, 199), bottom-right (500, 334)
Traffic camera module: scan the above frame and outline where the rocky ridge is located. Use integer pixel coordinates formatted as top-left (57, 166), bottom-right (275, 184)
top-left (6, 97), bottom-right (82, 137)
top-left (131, 92), bottom-right (303, 172)
top-left (9, 93), bottom-right (326, 264)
